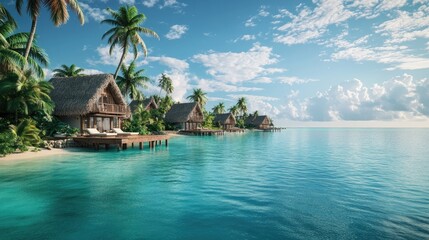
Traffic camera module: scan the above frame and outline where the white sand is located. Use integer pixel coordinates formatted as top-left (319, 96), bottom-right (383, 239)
top-left (1, 148), bottom-right (76, 161)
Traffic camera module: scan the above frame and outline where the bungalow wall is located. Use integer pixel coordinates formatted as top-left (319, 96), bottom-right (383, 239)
top-left (57, 116), bottom-right (81, 130)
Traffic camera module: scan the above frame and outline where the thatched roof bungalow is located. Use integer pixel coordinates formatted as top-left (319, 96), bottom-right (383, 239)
top-left (49, 74), bottom-right (130, 133)
top-left (164, 102), bottom-right (203, 130)
top-left (129, 97), bottom-right (158, 113)
top-left (213, 113), bottom-right (236, 130)
top-left (245, 115), bottom-right (271, 129)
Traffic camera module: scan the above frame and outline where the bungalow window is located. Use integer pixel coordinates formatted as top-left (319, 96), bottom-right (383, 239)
top-left (113, 117), bottom-right (119, 128)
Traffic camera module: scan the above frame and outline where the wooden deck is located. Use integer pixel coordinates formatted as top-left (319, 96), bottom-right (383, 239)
top-left (73, 134), bottom-right (170, 151)
top-left (179, 129), bottom-right (225, 136)
top-left (225, 128), bottom-right (245, 133)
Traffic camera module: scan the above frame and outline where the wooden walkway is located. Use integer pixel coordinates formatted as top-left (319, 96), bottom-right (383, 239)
top-left (73, 134), bottom-right (170, 151)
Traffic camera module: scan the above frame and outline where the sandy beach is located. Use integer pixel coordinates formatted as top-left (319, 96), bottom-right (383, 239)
top-left (1, 148), bottom-right (77, 161)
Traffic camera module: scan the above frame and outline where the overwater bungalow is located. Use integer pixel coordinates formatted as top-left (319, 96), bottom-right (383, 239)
top-left (164, 102), bottom-right (204, 130)
top-left (129, 97), bottom-right (158, 113)
top-left (245, 115), bottom-right (271, 130)
top-left (49, 74), bottom-right (131, 134)
top-left (213, 113), bottom-right (236, 130)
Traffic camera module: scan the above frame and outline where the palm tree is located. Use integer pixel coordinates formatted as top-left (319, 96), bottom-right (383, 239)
top-left (187, 88), bottom-right (207, 106)
top-left (228, 105), bottom-right (239, 116)
top-left (0, 13), bottom-right (48, 77)
top-left (212, 102), bottom-right (225, 114)
top-left (158, 73), bottom-right (173, 96)
top-left (15, 0), bottom-right (84, 62)
top-left (252, 110), bottom-right (259, 118)
top-left (101, 6), bottom-right (159, 79)
top-left (236, 97), bottom-right (247, 116)
top-left (10, 118), bottom-right (41, 147)
top-left (0, 3), bottom-right (16, 45)
top-left (0, 70), bottom-right (54, 123)
top-left (53, 64), bottom-right (85, 77)
top-left (116, 60), bottom-right (149, 101)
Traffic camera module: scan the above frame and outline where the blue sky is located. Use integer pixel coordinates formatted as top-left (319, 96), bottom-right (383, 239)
top-left (5, 0), bottom-right (429, 127)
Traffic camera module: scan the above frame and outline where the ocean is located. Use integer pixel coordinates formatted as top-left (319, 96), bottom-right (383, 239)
top-left (1, 129), bottom-right (428, 239)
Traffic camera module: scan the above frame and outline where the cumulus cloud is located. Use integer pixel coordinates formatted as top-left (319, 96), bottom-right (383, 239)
top-left (192, 43), bottom-right (284, 83)
top-left (119, 0), bottom-right (135, 4)
top-left (274, 0), bottom-right (354, 45)
top-left (241, 35), bottom-right (256, 41)
top-left (143, 56), bottom-right (191, 101)
top-left (279, 76), bottom-right (319, 85)
top-left (87, 45), bottom-right (135, 67)
top-left (228, 94), bottom-right (280, 116)
top-left (79, 2), bottom-right (109, 22)
top-left (165, 25), bottom-right (188, 40)
top-left (282, 74), bottom-right (429, 121)
top-left (143, 0), bottom-right (159, 7)
top-left (82, 69), bottom-right (104, 75)
top-left (196, 80), bottom-right (262, 93)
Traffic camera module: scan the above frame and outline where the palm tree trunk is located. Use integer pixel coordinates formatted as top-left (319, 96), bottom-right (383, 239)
top-left (24, 18), bottom-right (37, 61)
top-left (114, 45), bottom-right (128, 80)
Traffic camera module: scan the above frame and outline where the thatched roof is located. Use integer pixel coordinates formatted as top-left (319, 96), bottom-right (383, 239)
top-left (49, 74), bottom-right (127, 116)
top-left (129, 97), bottom-right (158, 112)
top-left (165, 102), bottom-right (203, 123)
top-left (245, 115), bottom-right (270, 126)
top-left (214, 113), bottom-right (235, 124)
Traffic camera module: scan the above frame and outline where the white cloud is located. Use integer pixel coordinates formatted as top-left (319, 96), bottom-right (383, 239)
top-left (245, 17), bottom-right (256, 27)
top-left (141, 56), bottom-right (191, 102)
top-left (119, 0), bottom-right (135, 5)
top-left (228, 94), bottom-right (280, 116)
top-left (165, 25), bottom-right (188, 40)
top-left (82, 69), bottom-right (104, 75)
top-left (279, 76), bottom-right (319, 85)
top-left (196, 80), bottom-right (263, 93)
top-left (253, 77), bottom-right (272, 83)
top-left (241, 35), bottom-right (256, 41)
top-left (143, 0), bottom-right (159, 7)
top-left (377, 0), bottom-right (407, 11)
top-left (43, 68), bottom-right (54, 80)
top-left (281, 75), bottom-right (429, 121)
top-left (79, 2), bottom-right (109, 22)
top-left (192, 43), bottom-right (284, 84)
top-left (375, 7), bottom-right (429, 44)
top-left (87, 44), bottom-right (135, 67)
top-left (274, 0), bottom-right (354, 45)
top-left (258, 6), bottom-right (270, 17)
top-left (146, 56), bottom-right (189, 72)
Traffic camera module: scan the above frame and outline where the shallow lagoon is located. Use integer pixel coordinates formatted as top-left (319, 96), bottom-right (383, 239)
top-left (1, 129), bottom-right (429, 239)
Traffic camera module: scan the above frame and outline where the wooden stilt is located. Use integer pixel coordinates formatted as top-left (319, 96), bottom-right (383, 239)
top-left (139, 142), bottom-right (143, 150)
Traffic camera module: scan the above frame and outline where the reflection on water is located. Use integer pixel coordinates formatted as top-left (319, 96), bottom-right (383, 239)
top-left (0, 129), bottom-right (429, 239)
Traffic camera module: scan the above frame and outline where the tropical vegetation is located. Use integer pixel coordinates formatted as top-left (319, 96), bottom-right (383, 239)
top-left (53, 64), bottom-right (85, 77)
top-left (101, 5), bottom-right (159, 79)
top-left (116, 60), bottom-right (148, 101)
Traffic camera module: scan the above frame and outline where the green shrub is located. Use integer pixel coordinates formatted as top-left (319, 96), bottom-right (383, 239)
top-left (0, 130), bottom-right (17, 157)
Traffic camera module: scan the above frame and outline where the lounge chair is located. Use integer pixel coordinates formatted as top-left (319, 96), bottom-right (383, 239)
top-left (112, 128), bottom-right (139, 135)
top-left (86, 128), bottom-right (117, 136)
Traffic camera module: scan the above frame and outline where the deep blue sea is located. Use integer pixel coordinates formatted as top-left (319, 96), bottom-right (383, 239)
top-left (1, 129), bottom-right (429, 240)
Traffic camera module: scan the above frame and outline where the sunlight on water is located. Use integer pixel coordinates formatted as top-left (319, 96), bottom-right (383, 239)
top-left (1, 129), bottom-right (429, 239)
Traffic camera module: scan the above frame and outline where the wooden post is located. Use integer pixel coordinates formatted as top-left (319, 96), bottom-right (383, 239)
top-left (122, 143), bottom-right (127, 150)
top-left (131, 143), bottom-right (134, 148)
top-left (139, 142), bottom-right (143, 150)
top-left (165, 139), bottom-right (168, 147)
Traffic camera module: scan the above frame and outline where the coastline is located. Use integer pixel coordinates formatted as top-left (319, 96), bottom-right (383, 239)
top-left (1, 132), bottom-right (182, 161)
top-left (1, 148), bottom-right (77, 161)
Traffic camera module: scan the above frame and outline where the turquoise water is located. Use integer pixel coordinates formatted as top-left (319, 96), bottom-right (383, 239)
top-left (1, 129), bottom-right (429, 239)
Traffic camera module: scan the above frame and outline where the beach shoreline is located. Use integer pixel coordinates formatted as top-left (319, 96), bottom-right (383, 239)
top-left (1, 148), bottom-right (77, 161)
top-left (1, 132), bottom-right (182, 161)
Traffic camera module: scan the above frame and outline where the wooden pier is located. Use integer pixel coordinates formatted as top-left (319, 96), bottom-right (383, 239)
top-left (179, 129), bottom-right (225, 136)
top-left (225, 128), bottom-right (245, 133)
top-left (73, 134), bottom-right (170, 151)
top-left (263, 127), bottom-right (284, 132)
